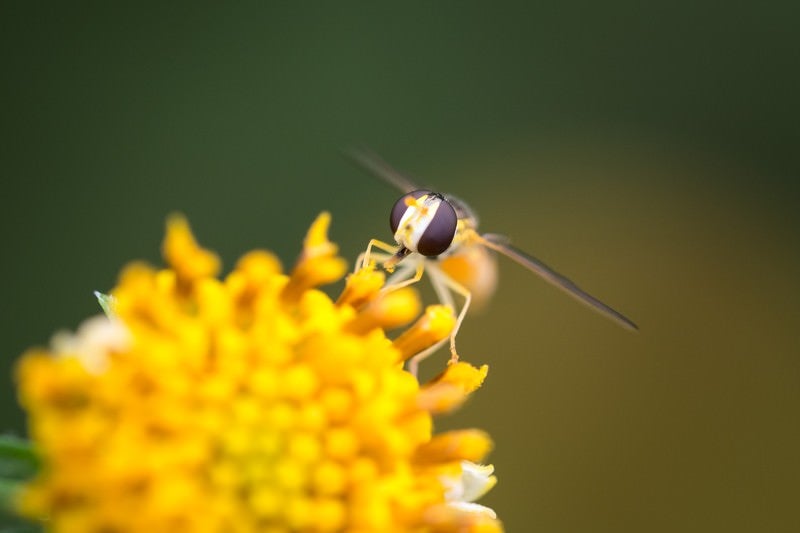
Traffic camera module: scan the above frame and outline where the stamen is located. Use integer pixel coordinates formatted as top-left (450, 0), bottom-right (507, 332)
top-left (282, 212), bottom-right (347, 302)
top-left (345, 287), bottom-right (421, 334)
top-left (413, 429), bottom-right (493, 464)
top-left (336, 265), bottom-right (386, 308)
top-left (418, 362), bottom-right (489, 414)
top-left (392, 305), bottom-right (455, 362)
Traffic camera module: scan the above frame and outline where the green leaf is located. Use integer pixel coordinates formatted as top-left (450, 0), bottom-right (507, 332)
top-left (0, 478), bottom-right (22, 512)
top-left (0, 437), bottom-right (37, 481)
top-left (0, 504), bottom-right (42, 533)
top-left (0, 437), bottom-right (39, 530)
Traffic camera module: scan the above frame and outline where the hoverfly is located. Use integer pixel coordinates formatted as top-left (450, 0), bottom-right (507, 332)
top-left (350, 150), bottom-right (637, 375)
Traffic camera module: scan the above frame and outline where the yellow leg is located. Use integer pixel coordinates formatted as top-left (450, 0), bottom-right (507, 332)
top-left (381, 261), bottom-right (424, 295)
top-left (440, 273), bottom-right (472, 364)
top-left (426, 264), bottom-right (472, 364)
top-left (357, 241), bottom-right (469, 378)
top-left (405, 264), bottom-right (472, 377)
top-left (354, 250), bottom-right (393, 274)
top-left (407, 337), bottom-right (448, 378)
top-left (360, 238), bottom-right (399, 270)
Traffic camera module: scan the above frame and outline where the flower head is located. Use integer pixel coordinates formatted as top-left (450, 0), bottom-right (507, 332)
top-left (15, 213), bottom-right (501, 532)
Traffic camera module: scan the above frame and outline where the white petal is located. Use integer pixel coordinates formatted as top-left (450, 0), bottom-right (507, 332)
top-left (441, 460), bottom-right (498, 503)
top-left (51, 315), bottom-right (129, 373)
top-left (448, 501), bottom-right (498, 520)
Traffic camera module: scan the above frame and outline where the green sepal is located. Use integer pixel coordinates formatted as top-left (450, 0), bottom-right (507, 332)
top-left (94, 291), bottom-right (116, 318)
top-left (0, 437), bottom-right (37, 482)
top-left (0, 436), bottom-right (39, 528)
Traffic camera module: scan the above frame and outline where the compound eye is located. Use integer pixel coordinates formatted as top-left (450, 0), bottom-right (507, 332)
top-left (416, 198), bottom-right (457, 257)
top-left (389, 190), bottom-right (429, 234)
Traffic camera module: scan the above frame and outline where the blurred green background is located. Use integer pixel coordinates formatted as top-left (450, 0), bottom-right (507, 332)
top-left (1, 2), bottom-right (798, 531)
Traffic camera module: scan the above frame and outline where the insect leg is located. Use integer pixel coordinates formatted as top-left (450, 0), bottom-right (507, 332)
top-left (404, 262), bottom-right (472, 376)
top-left (385, 261), bottom-right (416, 285)
top-left (427, 262), bottom-right (455, 310)
top-left (375, 258), bottom-right (428, 379)
top-left (354, 250), bottom-right (393, 274)
top-left (382, 261), bottom-right (425, 294)
top-left (359, 238), bottom-right (400, 270)
top-left (427, 263), bottom-right (472, 364)
top-left (407, 337), bottom-right (449, 378)
top-left (390, 260), bottom-right (454, 378)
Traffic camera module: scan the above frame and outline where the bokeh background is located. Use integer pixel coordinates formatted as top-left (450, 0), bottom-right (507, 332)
top-left (2, 3), bottom-right (798, 531)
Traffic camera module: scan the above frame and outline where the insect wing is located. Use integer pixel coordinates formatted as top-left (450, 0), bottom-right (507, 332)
top-left (348, 148), bottom-right (422, 193)
top-left (480, 235), bottom-right (638, 331)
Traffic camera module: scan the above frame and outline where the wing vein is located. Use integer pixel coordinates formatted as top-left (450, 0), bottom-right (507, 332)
top-left (480, 235), bottom-right (639, 331)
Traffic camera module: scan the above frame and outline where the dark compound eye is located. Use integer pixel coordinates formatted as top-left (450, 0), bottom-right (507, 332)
top-left (389, 190), bottom-right (429, 234)
top-left (416, 197), bottom-right (457, 257)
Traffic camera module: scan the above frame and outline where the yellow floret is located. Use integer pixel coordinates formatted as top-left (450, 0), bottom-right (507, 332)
top-left (14, 213), bottom-right (501, 532)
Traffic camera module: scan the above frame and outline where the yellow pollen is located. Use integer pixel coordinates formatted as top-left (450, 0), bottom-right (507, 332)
top-left (419, 362), bottom-right (491, 412)
top-left (336, 265), bottom-right (385, 308)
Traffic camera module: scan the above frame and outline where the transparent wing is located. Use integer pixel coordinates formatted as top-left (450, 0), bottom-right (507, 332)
top-left (479, 234), bottom-right (639, 331)
top-left (346, 148), bottom-right (421, 194)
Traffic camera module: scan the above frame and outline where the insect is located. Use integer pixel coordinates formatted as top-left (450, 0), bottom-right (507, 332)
top-left (350, 150), bottom-right (637, 375)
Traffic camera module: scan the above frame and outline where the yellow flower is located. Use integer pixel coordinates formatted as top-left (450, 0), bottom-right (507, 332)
top-left (15, 213), bottom-right (501, 532)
